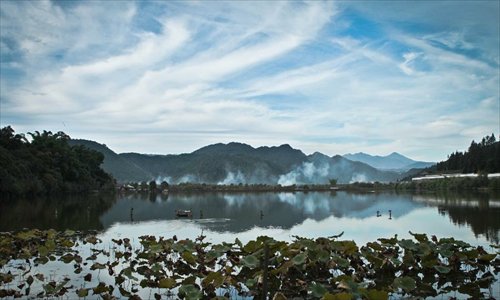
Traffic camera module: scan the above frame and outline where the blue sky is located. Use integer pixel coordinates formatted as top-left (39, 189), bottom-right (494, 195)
top-left (0, 1), bottom-right (498, 161)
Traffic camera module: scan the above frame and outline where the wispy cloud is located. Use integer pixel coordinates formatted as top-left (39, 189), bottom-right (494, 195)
top-left (1, 1), bottom-right (498, 161)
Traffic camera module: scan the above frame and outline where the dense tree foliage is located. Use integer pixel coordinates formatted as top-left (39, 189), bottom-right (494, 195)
top-left (0, 126), bottom-right (114, 197)
top-left (436, 134), bottom-right (499, 173)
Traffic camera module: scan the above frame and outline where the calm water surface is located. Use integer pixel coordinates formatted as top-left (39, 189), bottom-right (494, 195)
top-left (1, 191), bottom-right (498, 246)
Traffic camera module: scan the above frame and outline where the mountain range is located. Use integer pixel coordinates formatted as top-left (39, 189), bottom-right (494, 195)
top-left (69, 139), bottom-right (433, 184)
top-left (343, 152), bottom-right (435, 171)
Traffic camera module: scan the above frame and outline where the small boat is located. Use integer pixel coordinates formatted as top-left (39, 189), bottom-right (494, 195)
top-left (176, 209), bottom-right (192, 217)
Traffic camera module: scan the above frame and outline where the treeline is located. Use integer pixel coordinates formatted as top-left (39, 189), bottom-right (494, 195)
top-left (396, 176), bottom-right (500, 192)
top-left (0, 126), bottom-right (114, 198)
top-left (436, 134), bottom-right (499, 173)
top-left (119, 181), bottom-right (334, 193)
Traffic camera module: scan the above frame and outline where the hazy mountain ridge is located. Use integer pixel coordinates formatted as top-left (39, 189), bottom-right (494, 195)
top-left (343, 152), bottom-right (435, 171)
top-left (70, 139), bottom-right (425, 184)
top-left (68, 140), bottom-right (153, 182)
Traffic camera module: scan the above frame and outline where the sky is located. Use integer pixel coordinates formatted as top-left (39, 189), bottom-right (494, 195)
top-left (0, 1), bottom-right (499, 162)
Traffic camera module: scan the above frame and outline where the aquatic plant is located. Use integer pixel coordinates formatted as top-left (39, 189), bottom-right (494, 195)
top-left (0, 229), bottom-right (498, 299)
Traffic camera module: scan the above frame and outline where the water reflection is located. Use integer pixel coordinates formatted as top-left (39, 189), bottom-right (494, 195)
top-left (1, 191), bottom-right (498, 244)
top-left (98, 192), bottom-right (422, 233)
top-left (413, 192), bottom-right (500, 244)
top-left (0, 193), bottom-right (116, 231)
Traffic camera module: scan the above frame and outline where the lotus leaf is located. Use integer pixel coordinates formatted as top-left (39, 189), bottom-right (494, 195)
top-left (158, 277), bottom-right (176, 289)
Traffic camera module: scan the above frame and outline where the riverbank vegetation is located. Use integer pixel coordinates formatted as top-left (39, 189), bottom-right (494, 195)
top-left (0, 230), bottom-right (497, 299)
top-left (396, 176), bottom-right (500, 192)
top-left (116, 177), bottom-right (500, 195)
top-left (0, 126), bottom-right (114, 198)
top-left (120, 181), bottom-right (335, 194)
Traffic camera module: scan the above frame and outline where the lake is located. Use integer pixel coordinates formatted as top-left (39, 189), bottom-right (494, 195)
top-left (1, 190), bottom-right (498, 246)
top-left (1, 190), bottom-right (499, 299)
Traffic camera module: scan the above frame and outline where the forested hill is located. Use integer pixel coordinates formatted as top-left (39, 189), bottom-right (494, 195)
top-left (0, 127), bottom-right (114, 197)
top-left (68, 139), bottom-right (153, 182)
top-left (69, 140), bottom-right (408, 184)
top-left (435, 134), bottom-right (499, 173)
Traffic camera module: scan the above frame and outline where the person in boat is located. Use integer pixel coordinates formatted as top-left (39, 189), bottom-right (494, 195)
top-left (176, 209), bottom-right (192, 217)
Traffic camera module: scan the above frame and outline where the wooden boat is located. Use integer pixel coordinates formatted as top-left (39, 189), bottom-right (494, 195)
top-left (175, 209), bottom-right (192, 217)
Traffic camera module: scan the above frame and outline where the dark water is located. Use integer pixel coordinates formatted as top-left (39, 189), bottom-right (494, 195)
top-left (1, 191), bottom-right (498, 246)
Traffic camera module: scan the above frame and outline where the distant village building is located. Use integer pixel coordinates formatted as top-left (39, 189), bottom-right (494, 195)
top-left (412, 173), bottom-right (500, 181)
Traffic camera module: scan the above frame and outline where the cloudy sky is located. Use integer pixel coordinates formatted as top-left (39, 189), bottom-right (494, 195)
top-left (1, 1), bottom-right (498, 161)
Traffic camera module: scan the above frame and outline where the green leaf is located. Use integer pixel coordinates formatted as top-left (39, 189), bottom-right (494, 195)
top-left (92, 282), bottom-right (110, 294)
top-left (245, 278), bottom-right (256, 288)
top-left (26, 275), bottom-right (34, 286)
top-left (366, 242), bottom-right (382, 251)
top-left (458, 281), bottom-right (480, 297)
top-left (158, 277), bottom-right (176, 289)
top-left (35, 273), bottom-right (45, 281)
top-left (90, 262), bottom-right (106, 270)
top-left (243, 240), bottom-right (262, 253)
top-left (60, 253), bottom-right (74, 264)
top-left (398, 239), bottom-right (418, 251)
top-left (310, 283), bottom-right (328, 297)
top-left (45, 239), bottom-right (56, 251)
top-left (182, 251), bottom-right (196, 266)
top-left (409, 231), bottom-right (428, 243)
top-left (434, 265), bottom-right (451, 274)
top-left (317, 249), bottom-right (330, 262)
top-left (331, 241), bottom-right (358, 255)
top-left (332, 255), bottom-right (350, 268)
top-left (43, 282), bottom-right (56, 295)
top-left (64, 229), bottom-right (76, 236)
top-left (202, 271), bottom-right (224, 289)
top-left (122, 267), bottom-right (138, 281)
top-left (76, 288), bottom-right (88, 297)
top-left (119, 286), bottom-right (131, 297)
top-left (393, 277), bottom-right (416, 293)
top-left (242, 255), bottom-right (259, 268)
top-left (85, 236), bottom-right (99, 245)
top-left (151, 263), bottom-right (162, 273)
top-left (364, 289), bottom-right (388, 300)
top-left (478, 254), bottom-right (496, 262)
top-left (292, 253), bottom-right (307, 265)
top-left (322, 292), bottom-right (352, 300)
top-left (182, 276), bottom-right (197, 285)
top-left (38, 246), bottom-right (49, 257)
top-left (178, 284), bottom-right (202, 299)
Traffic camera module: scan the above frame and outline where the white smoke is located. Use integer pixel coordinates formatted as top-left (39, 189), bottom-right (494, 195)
top-left (349, 173), bottom-right (368, 183)
top-left (218, 171), bottom-right (246, 185)
top-left (177, 174), bottom-right (197, 183)
top-left (155, 175), bottom-right (173, 184)
top-left (277, 170), bottom-right (300, 186)
top-left (278, 162), bottom-right (331, 185)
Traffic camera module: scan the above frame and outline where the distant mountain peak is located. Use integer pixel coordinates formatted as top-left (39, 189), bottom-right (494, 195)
top-left (278, 143), bottom-right (292, 149)
top-left (343, 152), bottom-right (434, 171)
top-left (388, 152), bottom-right (405, 158)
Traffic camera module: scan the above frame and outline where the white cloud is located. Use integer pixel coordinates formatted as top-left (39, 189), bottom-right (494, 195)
top-left (1, 1), bottom-right (498, 162)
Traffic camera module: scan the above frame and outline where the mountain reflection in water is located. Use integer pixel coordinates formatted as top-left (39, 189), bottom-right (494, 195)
top-left (1, 191), bottom-right (498, 244)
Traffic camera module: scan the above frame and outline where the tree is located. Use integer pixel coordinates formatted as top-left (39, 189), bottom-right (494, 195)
top-left (149, 180), bottom-right (157, 193)
top-left (160, 181), bottom-right (169, 191)
top-left (329, 178), bottom-right (337, 186)
top-left (0, 126), bottom-right (113, 197)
